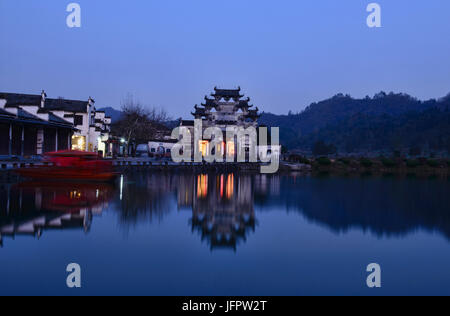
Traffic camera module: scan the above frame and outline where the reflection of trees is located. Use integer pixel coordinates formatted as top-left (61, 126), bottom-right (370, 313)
top-left (116, 172), bottom-right (175, 226)
top-left (254, 175), bottom-right (450, 240)
top-left (0, 182), bottom-right (114, 246)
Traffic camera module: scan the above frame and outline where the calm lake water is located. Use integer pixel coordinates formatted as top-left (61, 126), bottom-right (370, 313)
top-left (1, 171), bottom-right (450, 295)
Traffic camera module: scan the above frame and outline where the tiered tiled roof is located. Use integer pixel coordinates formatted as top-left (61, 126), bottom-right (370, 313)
top-left (191, 87), bottom-right (259, 124)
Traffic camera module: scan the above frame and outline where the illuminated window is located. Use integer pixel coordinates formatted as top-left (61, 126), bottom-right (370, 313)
top-left (71, 135), bottom-right (86, 151)
top-left (199, 140), bottom-right (209, 157)
top-left (226, 141), bottom-right (235, 156)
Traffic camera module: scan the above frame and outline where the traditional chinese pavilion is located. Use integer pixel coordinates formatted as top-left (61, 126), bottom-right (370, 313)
top-left (180, 87), bottom-right (261, 160)
top-left (190, 87), bottom-right (260, 128)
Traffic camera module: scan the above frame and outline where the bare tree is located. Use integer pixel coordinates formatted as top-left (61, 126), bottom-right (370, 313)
top-left (112, 94), bottom-right (171, 155)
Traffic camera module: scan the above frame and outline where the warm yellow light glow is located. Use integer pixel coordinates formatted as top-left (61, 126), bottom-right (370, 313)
top-left (199, 140), bottom-right (209, 157)
top-left (197, 174), bottom-right (208, 199)
top-left (70, 190), bottom-right (82, 199)
top-left (226, 174), bottom-right (234, 199)
top-left (98, 137), bottom-right (106, 156)
top-left (226, 141), bottom-right (235, 156)
top-left (72, 136), bottom-right (86, 151)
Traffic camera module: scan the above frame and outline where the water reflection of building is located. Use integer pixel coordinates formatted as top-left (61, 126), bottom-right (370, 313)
top-left (178, 173), bottom-right (256, 251)
top-left (0, 182), bottom-right (113, 246)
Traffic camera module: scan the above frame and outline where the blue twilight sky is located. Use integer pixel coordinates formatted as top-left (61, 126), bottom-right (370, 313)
top-left (0, 0), bottom-right (449, 118)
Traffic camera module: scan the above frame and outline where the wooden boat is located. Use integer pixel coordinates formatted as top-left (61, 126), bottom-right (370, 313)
top-left (16, 150), bottom-right (118, 182)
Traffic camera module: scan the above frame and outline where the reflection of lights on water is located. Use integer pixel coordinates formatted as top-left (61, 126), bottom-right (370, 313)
top-left (217, 174), bottom-right (234, 199)
top-left (197, 174), bottom-right (208, 199)
top-left (226, 174), bottom-right (234, 199)
top-left (70, 190), bottom-right (82, 199)
top-left (96, 189), bottom-right (99, 199)
top-left (120, 175), bottom-right (124, 200)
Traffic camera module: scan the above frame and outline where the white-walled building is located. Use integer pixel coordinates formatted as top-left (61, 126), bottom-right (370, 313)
top-left (0, 91), bottom-right (111, 157)
top-left (43, 94), bottom-right (111, 154)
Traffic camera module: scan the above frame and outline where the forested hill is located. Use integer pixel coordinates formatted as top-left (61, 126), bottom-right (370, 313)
top-left (259, 92), bottom-right (450, 154)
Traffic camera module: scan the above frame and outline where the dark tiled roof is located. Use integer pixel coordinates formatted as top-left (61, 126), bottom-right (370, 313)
top-left (202, 97), bottom-right (216, 108)
top-left (237, 98), bottom-right (253, 109)
top-left (0, 92), bottom-right (41, 106)
top-left (43, 98), bottom-right (89, 113)
top-left (211, 87), bottom-right (243, 98)
top-left (181, 120), bottom-right (195, 126)
top-left (0, 108), bottom-right (45, 125)
top-left (192, 105), bottom-right (206, 117)
top-left (0, 92), bottom-right (90, 113)
top-left (148, 139), bottom-right (178, 143)
top-left (48, 113), bottom-right (73, 126)
top-left (246, 108), bottom-right (260, 117)
top-left (17, 108), bottom-right (44, 122)
top-left (0, 108), bottom-right (75, 129)
top-left (216, 120), bottom-right (239, 125)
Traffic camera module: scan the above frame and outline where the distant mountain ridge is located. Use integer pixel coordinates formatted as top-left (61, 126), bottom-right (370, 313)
top-left (98, 106), bottom-right (123, 123)
top-left (260, 92), bottom-right (450, 135)
top-left (259, 92), bottom-right (450, 154)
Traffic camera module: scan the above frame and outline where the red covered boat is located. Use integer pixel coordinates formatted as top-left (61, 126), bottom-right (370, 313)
top-left (16, 150), bottom-right (117, 182)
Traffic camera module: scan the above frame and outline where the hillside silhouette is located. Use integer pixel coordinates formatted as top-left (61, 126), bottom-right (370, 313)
top-left (260, 92), bottom-right (450, 154)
